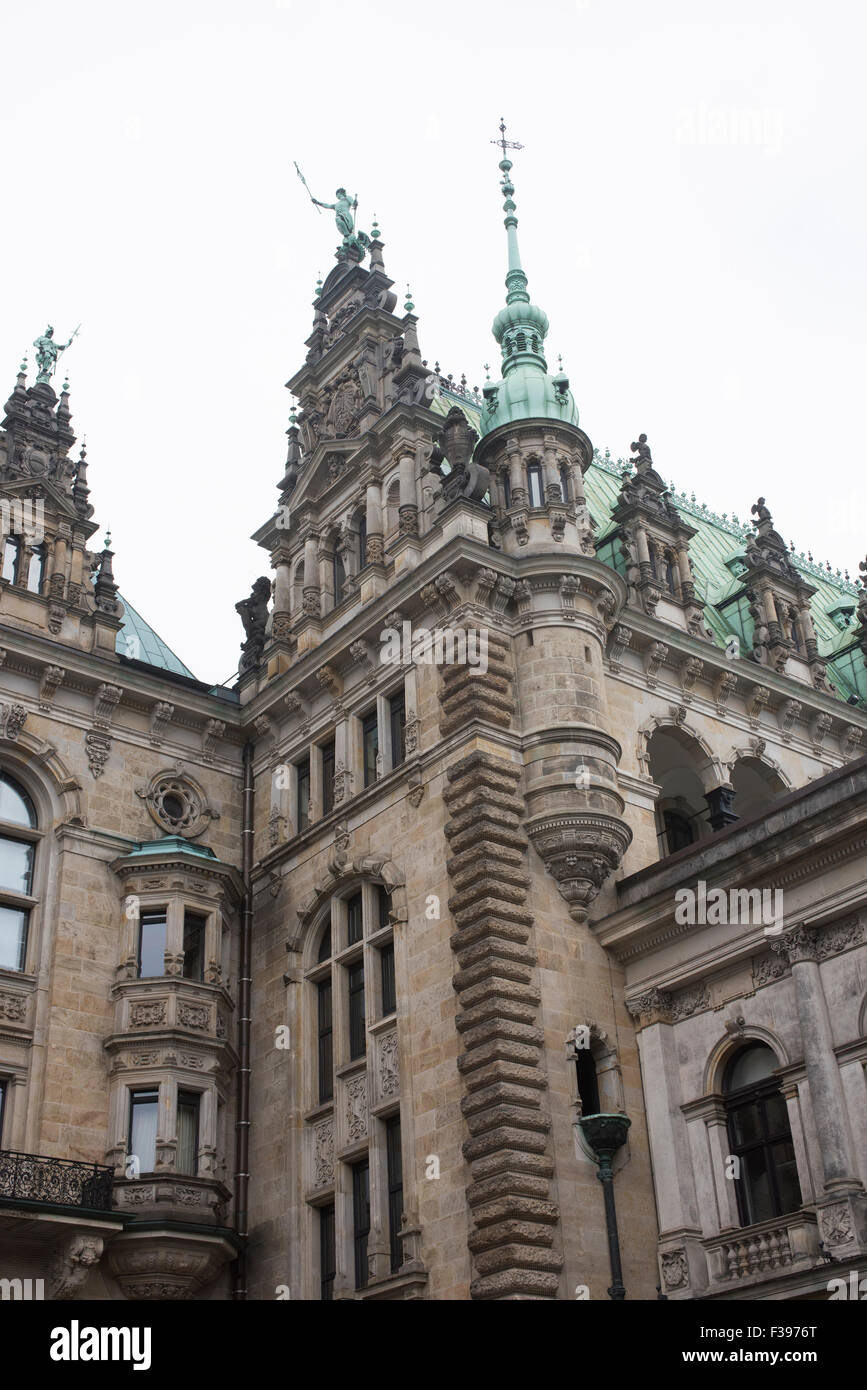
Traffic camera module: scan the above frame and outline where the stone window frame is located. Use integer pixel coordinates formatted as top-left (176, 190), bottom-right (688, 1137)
top-left (111, 1073), bottom-right (217, 1181)
top-left (565, 1023), bottom-right (626, 1119)
top-left (349, 676), bottom-right (409, 790)
top-left (0, 764), bottom-right (50, 977)
top-left (117, 889), bottom-right (224, 987)
top-left (302, 878), bottom-right (402, 1298)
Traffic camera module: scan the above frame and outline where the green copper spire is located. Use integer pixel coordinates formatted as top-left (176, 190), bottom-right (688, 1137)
top-left (480, 120), bottom-right (580, 438)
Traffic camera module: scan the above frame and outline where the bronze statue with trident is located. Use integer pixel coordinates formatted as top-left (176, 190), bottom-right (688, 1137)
top-left (294, 163), bottom-right (370, 261)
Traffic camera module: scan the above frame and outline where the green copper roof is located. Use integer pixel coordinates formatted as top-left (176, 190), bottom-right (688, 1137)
top-left (478, 139), bottom-right (580, 438)
top-left (123, 835), bottom-right (217, 861)
top-left (116, 594), bottom-right (196, 679)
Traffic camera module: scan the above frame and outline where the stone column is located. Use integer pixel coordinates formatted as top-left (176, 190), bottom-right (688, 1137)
top-left (302, 535), bottom-right (320, 618)
top-left (365, 482), bottom-right (383, 559)
top-left (273, 560), bottom-right (292, 639)
top-left (542, 433), bottom-right (560, 501)
top-left (507, 439), bottom-right (525, 505)
top-left (798, 598), bottom-right (820, 661)
top-left (49, 527), bottom-right (69, 598)
top-left (397, 450), bottom-right (418, 537)
top-left (772, 927), bottom-right (862, 1193)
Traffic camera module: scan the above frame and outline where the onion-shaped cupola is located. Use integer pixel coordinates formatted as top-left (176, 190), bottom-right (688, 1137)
top-left (480, 122), bottom-right (581, 437)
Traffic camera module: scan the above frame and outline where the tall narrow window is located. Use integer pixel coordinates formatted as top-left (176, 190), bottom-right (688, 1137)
top-left (26, 545), bottom-right (46, 594)
top-left (559, 463), bottom-right (572, 502)
top-left (357, 515), bottom-right (367, 570)
top-left (348, 960), bottom-right (366, 1059)
top-left (182, 912), bottom-right (206, 982)
top-left (138, 912), bottom-right (167, 978)
top-left (502, 471), bottom-right (511, 508)
top-left (320, 1203), bottom-right (336, 1301)
top-left (129, 1089), bottom-right (159, 1173)
top-left (527, 462), bottom-right (544, 508)
top-left (346, 891), bottom-right (363, 946)
top-left (385, 1115), bottom-right (404, 1273)
top-left (176, 1090), bottom-right (200, 1176)
top-left (297, 757), bottom-right (311, 833)
top-left (317, 923), bottom-right (332, 963)
top-left (332, 551), bottom-right (345, 607)
top-left (0, 773), bottom-right (37, 974)
top-left (376, 885), bottom-right (391, 933)
top-left (2, 538), bottom-right (22, 585)
top-left (380, 942), bottom-right (396, 1017)
top-left (575, 1049), bottom-right (601, 1117)
top-left (352, 1159), bottom-right (371, 1289)
top-left (317, 979), bottom-right (333, 1103)
top-left (361, 711), bottom-right (378, 788)
top-left (389, 690), bottom-right (406, 770)
top-left (664, 551), bottom-right (677, 596)
top-left (724, 1044), bottom-right (802, 1227)
top-left (321, 740), bottom-right (336, 816)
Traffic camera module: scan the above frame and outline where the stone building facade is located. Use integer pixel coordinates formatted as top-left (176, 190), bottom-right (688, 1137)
top-left (0, 152), bottom-right (865, 1300)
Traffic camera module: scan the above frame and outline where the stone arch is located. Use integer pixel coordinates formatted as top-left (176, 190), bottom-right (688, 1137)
top-left (637, 713), bottom-right (725, 790)
top-left (383, 475), bottom-right (400, 537)
top-left (0, 728), bottom-right (83, 826)
top-left (703, 1025), bottom-right (790, 1096)
top-left (726, 745), bottom-right (791, 820)
top-left (290, 850), bottom-right (407, 958)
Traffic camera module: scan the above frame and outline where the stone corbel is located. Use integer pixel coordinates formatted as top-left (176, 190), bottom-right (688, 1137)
top-left (39, 664), bottom-right (66, 710)
top-left (607, 624), bottom-right (632, 672)
top-left (253, 714), bottom-right (273, 744)
top-left (559, 574), bottom-right (579, 620)
top-left (809, 711), bottom-right (832, 753)
top-left (474, 567), bottom-right (498, 607)
top-left (747, 684), bottom-right (771, 729)
top-left (679, 656), bottom-right (703, 702)
top-left (643, 641), bottom-right (668, 688)
top-left (149, 701), bottom-right (174, 746)
top-left (93, 683), bottom-right (122, 729)
top-left (201, 718), bottom-right (225, 761)
top-left (50, 1234), bottom-right (105, 1300)
top-left (283, 691), bottom-right (311, 736)
top-left (85, 730), bottom-right (112, 779)
top-left (713, 670), bottom-right (737, 715)
top-left (514, 579), bottom-right (533, 616)
top-left (840, 724), bottom-right (863, 760)
top-left (349, 639), bottom-right (378, 684)
top-left (776, 698), bottom-right (802, 741)
top-left (625, 987), bottom-right (674, 1030)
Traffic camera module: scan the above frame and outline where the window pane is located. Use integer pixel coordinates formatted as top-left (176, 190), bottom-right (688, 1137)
top-left (730, 1100), bottom-right (762, 1147)
top-left (0, 836), bottom-right (34, 895)
top-left (386, 1115), bottom-right (403, 1273)
top-left (362, 713), bottom-right (378, 788)
top-left (346, 892), bottom-right (363, 946)
top-left (320, 1203), bottom-right (336, 1301)
top-left (741, 1147), bottom-right (774, 1225)
top-left (297, 759), bottom-right (310, 832)
top-left (129, 1091), bottom-right (159, 1173)
top-left (177, 1091), bottom-right (200, 1175)
top-left (380, 943), bottom-right (396, 1017)
top-left (317, 924), bottom-right (332, 963)
top-left (352, 1160), bottom-right (370, 1289)
top-left (348, 961), bottom-right (365, 1059)
top-left (0, 775), bottom-right (36, 827)
top-left (321, 742), bottom-right (335, 816)
top-left (389, 691), bottom-right (406, 769)
top-left (377, 885), bottom-right (391, 932)
top-left (2, 538), bottom-right (20, 584)
top-left (771, 1140), bottom-right (802, 1214)
top-left (182, 913), bottom-right (206, 981)
top-left (527, 465), bottom-right (543, 508)
top-left (138, 913), bottom-right (167, 978)
top-left (726, 1043), bottom-right (778, 1092)
top-left (27, 547), bottom-right (45, 594)
top-left (763, 1091), bottom-right (790, 1137)
top-left (318, 980), bottom-right (333, 1103)
top-left (0, 904), bottom-right (28, 971)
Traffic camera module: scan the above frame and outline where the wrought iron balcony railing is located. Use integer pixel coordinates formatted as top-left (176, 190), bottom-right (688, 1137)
top-left (0, 1149), bottom-right (114, 1211)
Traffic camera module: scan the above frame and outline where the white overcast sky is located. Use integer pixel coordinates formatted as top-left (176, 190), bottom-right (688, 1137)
top-left (2, 0), bottom-right (864, 684)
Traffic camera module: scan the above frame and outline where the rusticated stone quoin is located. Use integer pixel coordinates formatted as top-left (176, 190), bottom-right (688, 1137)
top-left (443, 746), bottom-right (563, 1299)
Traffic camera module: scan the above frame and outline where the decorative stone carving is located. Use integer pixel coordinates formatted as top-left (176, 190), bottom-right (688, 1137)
top-left (661, 1249), bottom-right (689, 1290)
top-left (345, 1074), bottom-right (368, 1142)
top-left (747, 685), bottom-right (771, 729)
top-left (769, 925), bottom-right (818, 965)
top-left (313, 1119), bottom-right (334, 1187)
top-left (753, 952), bottom-right (788, 987)
top-left (607, 624), bottom-right (632, 672)
top-left (820, 1201), bottom-right (854, 1248)
top-left (93, 683), bottom-right (122, 729)
top-left (178, 1002), bottom-right (210, 1030)
top-left (129, 1001), bottom-right (167, 1027)
top-left (714, 670), bottom-right (737, 714)
top-left (135, 768), bottom-right (216, 840)
top-left (777, 698), bottom-right (802, 740)
top-left (201, 718), bottom-right (225, 761)
top-left (679, 656), bottom-right (703, 701)
top-left (527, 813), bottom-right (632, 923)
top-left (378, 1029), bottom-right (399, 1098)
top-left (840, 724), bottom-right (863, 760)
top-left (85, 730), bottom-right (111, 779)
top-left (809, 711), bottom-right (832, 753)
top-left (50, 1235), bottom-right (104, 1299)
top-left (0, 991), bottom-right (27, 1021)
top-left (39, 664), bottom-right (65, 710)
top-left (671, 984), bottom-right (710, 1020)
top-left (0, 703), bottom-right (27, 741)
top-left (626, 988), bottom-right (674, 1028)
top-left (404, 713), bottom-right (420, 754)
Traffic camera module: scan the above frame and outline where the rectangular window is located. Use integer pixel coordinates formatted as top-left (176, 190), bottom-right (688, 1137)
top-left (352, 1159), bottom-right (370, 1290)
top-left (376, 884), bottom-right (391, 932)
top-left (176, 1090), bottom-right (200, 1176)
top-left (321, 740), bottom-right (336, 816)
top-left (0, 905), bottom-right (28, 972)
top-left (27, 546), bottom-right (45, 594)
top-left (357, 515), bottom-right (367, 568)
top-left (527, 463), bottom-right (544, 508)
top-left (332, 552), bottom-right (345, 607)
top-left (297, 757), bottom-right (310, 833)
top-left (502, 472), bottom-right (511, 508)
top-left (386, 1115), bottom-right (404, 1273)
top-left (361, 710), bottom-right (378, 788)
top-left (182, 912), bottom-right (206, 982)
top-left (317, 979), bottom-right (333, 1103)
top-left (348, 960), bottom-right (366, 1060)
top-left (0, 836), bottom-right (34, 895)
top-left (388, 690), bottom-right (406, 770)
top-left (2, 538), bottom-right (21, 585)
top-left (319, 1203), bottom-right (336, 1301)
top-left (346, 891), bottom-right (363, 946)
top-left (138, 912), bottom-right (167, 978)
top-left (129, 1089), bottom-right (159, 1173)
top-left (380, 942), bottom-right (396, 1017)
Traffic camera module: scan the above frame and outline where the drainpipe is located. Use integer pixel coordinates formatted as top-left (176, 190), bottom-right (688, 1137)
top-left (232, 741), bottom-right (254, 1299)
top-left (578, 1113), bottom-right (631, 1300)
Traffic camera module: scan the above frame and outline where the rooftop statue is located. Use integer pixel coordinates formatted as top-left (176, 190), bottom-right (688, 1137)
top-left (32, 324), bottom-right (80, 385)
top-left (294, 163), bottom-right (370, 261)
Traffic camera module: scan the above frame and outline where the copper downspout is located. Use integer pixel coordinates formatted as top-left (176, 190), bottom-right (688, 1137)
top-left (232, 740), bottom-right (254, 1298)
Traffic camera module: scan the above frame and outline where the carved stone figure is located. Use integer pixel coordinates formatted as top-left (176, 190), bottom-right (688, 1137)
top-left (235, 576), bottom-right (271, 671)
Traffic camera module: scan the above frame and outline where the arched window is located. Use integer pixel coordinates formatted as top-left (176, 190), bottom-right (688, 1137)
top-left (575, 1049), bottom-right (600, 1117)
top-left (306, 882), bottom-right (403, 1296)
top-left (723, 1043), bottom-right (802, 1227)
top-left (526, 462), bottom-right (544, 509)
top-left (0, 772), bottom-right (38, 972)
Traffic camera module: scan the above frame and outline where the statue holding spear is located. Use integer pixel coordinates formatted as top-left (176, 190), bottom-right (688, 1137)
top-left (294, 163), bottom-right (370, 258)
top-left (32, 323), bottom-right (80, 385)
